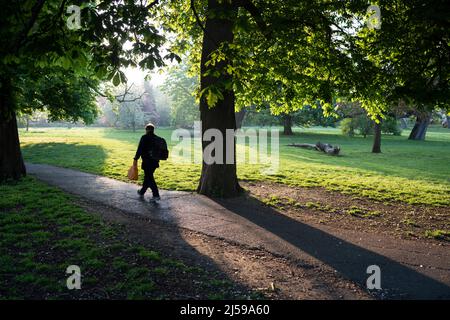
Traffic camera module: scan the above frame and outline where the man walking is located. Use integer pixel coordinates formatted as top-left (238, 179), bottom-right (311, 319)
top-left (134, 123), bottom-right (160, 202)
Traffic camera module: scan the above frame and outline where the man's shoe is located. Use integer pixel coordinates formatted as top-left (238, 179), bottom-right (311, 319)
top-left (149, 196), bottom-right (161, 202)
top-left (137, 189), bottom-right (145, 197)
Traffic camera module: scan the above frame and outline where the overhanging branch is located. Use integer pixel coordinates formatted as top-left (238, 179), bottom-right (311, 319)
top-left (233, 0), bottom-right (270, 38)
top-left (14, 0), bottom-right (47, 53)
top-left (87, 81), bottom-right (145, 103)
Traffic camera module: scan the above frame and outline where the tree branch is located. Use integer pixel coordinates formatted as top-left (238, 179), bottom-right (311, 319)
top-left (190, 0), bottom-right (208, 36)
top-left (85, 80), bottom-right (144, 103)
top-left (14, 0), bottom-right (47, 53)
top-left (116, 83), bottom-right (146, 103)
top-left (190, 0), bottom-right (221, 48)
top-left (233, 0), bottom-right (270, 38)
top-left (146, 0), bottom-right (160, 10)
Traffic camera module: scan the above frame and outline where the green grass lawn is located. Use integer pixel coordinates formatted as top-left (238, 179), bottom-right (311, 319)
top-left (19, 126), bottom-right (450, 206)
top-left (0, 177), bottom-right (250, 299)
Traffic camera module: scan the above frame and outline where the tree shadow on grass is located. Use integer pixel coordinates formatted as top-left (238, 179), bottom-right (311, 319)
top-left (22, 162), bottom-right (256, 299)
top-left (213, 195), bottom-right (450, 299)
top-left (22, 143), bottom-right (108, 174)
top-left (101, 128), bottom-right (450, 185)
top-left (100, 128), bottom-right (176, 147)
top-left (281, 132), bottom-right (450, 185)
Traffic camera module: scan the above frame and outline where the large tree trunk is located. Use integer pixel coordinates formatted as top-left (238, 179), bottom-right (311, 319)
top-left (0, 77), bottom-right (26, 181)
top-left (197, 0), bottom-right (242, 197)
top-left (409, 113), bottom-right (431, 140)
top-left (372, 118), bottom-right (382, 153)
top-left (283, 114), bottom-right (293, 135)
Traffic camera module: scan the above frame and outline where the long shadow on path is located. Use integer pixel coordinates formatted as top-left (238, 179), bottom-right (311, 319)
top-left (214, 196), bottom-right (450, 299)
top-left (22, 161), bottom-right (255, 299)
top-left (24, 162), bottom-right (450, 299)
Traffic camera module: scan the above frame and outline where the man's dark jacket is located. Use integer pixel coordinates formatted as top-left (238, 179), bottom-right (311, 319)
top-left (134, 133), bottom-right (160, 170)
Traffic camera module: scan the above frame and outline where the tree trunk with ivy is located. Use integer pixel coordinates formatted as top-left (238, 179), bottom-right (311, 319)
top-left (197, 0), bottom-right (242, 197)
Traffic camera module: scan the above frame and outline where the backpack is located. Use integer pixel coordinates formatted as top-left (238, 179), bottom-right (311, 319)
top-left (148, 135), bottom-right (169, 161)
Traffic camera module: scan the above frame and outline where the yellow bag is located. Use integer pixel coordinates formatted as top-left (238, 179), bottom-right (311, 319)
top-left (127, 164), bottom-right (138, 180)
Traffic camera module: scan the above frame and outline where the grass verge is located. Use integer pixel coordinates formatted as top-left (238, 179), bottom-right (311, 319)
top-left (0, 177), bottom-right (250, 299)
top-left (19, 126), bottom-right (450, 206)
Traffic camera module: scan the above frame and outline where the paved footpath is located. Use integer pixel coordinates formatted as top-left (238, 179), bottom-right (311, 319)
top-left (27, 163), bottom-right (450, 299)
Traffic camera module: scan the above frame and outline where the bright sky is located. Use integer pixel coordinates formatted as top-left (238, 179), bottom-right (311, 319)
top-left (124, 67), bottom-right (167, 87)
top-left (122, 40), bottom-right (170, 87)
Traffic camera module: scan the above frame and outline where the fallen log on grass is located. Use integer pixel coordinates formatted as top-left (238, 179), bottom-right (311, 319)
top-left (288, 142), bottom-right (341, 156)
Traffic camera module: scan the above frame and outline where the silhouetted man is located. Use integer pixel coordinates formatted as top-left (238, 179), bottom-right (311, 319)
top-left (134, 123), bottom-right (160, 202)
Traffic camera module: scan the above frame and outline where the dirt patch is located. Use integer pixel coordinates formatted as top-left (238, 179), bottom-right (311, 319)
top-left (242, 181), bottom-right (450, 242)
top-left (76, 197), bottom-right (372, 300)
top-left (183, 231), bottom-right (371, 300)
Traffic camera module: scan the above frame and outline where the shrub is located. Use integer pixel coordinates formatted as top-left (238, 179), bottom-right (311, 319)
top-left (340, 116), bottom-right (371, 137)
top-left (355, 115), bottom-right (373, 138)
top-left (340, 115), bottom-right (402, 137)
top-left (340, 118), bottom-right (356, 136)
top-left (382, 117), bottom-right (402, 136)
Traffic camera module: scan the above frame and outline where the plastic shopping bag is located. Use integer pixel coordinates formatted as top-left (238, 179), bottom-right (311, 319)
top-left (127, 164), bottom-right (138, 180)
